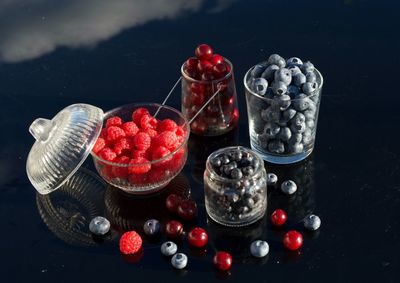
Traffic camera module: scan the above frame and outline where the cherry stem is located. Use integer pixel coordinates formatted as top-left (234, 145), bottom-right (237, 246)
top-left (188, 85), bottom-right (222, 125)
top-left (154, 76), bottom-right (183, 118)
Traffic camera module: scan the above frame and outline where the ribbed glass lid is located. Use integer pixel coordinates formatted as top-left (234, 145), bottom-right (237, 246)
top-left (26, 104), bottom-right (104, 195)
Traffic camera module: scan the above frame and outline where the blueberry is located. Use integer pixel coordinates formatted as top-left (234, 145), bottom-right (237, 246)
top-left (306, 119), bottom-right (315, 129)
top-left (301, 61), bottom-right (315, 73)
top-left (271, 81), bottom-right (288, 95)
top-left (303, 82), bottom-right (318, 95)
top-left (252, 78), bottom-right (269, 96)
top-left (287, 85), bottom-right (300, 97)
top-left (288, 65), bottom-right (302, 76)
top-left (283, 108), bottom-right (297, 121)
top-left (250, 240), bottom-right (269, 258)
top-left (292, 73), bottom-right (306, 87)
top-left (89, 216), bottom-right (110, 236)
top-left (274, 68), bottom-right (292, 85)
top-left (232, 150), bottom-right (242, 162)
top-left (267, 140), bottom-right (285, 154)
top-left (272, 94), bottom-right (291, 111)
top-left (292, 93), bottom-right (310, 111)
top-left (252, 158), bottom-right (261, 169)
top-left (289, 133), bottom-right (302, 144)
top-left (220, 155), bottom-right (231, 165)
top-left (264, 123), bottom-right (281, 138)
top-left (290, 121), bottom-right (306, 133)
top-left (293, 112), bottom-right (306, 125)
top-left (211, 157), bottom-right (222, 168)
top-left (223, 163), bottom-right (236, 176)
top-left (304, 214), bottom-right (321, 231)
top-left (302, 129), bottom-right (313, 145)
top-left (281, 180), bottom-right (297, 195)
top-left (251, 64), bottom-right (267, 78)
top-left (305, 71), bottom-right (317, 83)
top-left (278, 127), bottom-right (292, 142)
top-left (230, 168), bottom-right (243, 179)
top-left (171, 253), bottom-right (188, 269)
top-left (267, 54), bottom-right (286, 68)
top-left (161, 241), bottom-right (178, 256)
top-left (242, 166), bottom-right (255, 176)
top-left (224, 190), bottom-right (239, 203)
top-left (267, 173), bottom-right (278, 186)
top-left (303, 109), bottom-right (315, 121)
top-left (143, 219), bottom-right (161, 236)
top-left (261, 107), bottom-right (280, 123)
top-left (286, 57), bottom-right (303, 67)
top-left (261, 64), bottom-right (280, 81)
top-left (288, 142), bottom-right (304, 154)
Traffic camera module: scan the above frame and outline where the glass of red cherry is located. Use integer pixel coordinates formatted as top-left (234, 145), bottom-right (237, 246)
top-left (181, 44), bottom-right (239, 136)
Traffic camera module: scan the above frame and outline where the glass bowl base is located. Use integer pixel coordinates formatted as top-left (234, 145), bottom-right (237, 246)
top-left (251, 141), bottom-right (313, 164)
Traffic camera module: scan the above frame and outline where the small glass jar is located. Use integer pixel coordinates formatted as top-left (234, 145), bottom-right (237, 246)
top-left (204, 146), bottom-right (267, 227)
top-left (181, 59), bottom-right (239, 136)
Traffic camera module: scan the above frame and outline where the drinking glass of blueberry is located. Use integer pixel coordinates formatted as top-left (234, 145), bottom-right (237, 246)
top-left (204, 146), bottom-right (267, 227)
top-left (244, 54), bottom-right (324, 164)
top-left (181, 44), bottom-right (239, 136)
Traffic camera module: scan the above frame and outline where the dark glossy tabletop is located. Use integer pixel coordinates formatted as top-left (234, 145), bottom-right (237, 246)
top-left (1, 0), bottom-right (399, 282)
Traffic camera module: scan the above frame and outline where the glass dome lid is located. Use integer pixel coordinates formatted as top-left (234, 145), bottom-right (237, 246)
top-left (26, 104), bottom-right (104, 195)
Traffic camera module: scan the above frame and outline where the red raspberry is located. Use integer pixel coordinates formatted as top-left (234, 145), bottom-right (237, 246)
top-left (122, 122), bottom-right (139, 137)
top-left (144, 128), bottom-right (158, 138)
top-left (153, 131), bottom-right (177, 151)
top-left (175, 126), bottom-right (186, 137)
top-left (128, 157), bottom-right (151, 174)
top-left (114, 137), bottom-right (133, 155)
top-left (169, 148), bottom-right (186, 171)
top-left (112, 155), bottom-right (130, 178)
top-left (100, 128), bottom-right (107, 140)
top-left (92, 137), bottom-right (106, 154)
top-left (131, 150), bottom-right (147, 159)
top-left (98, 147), bottom-right (117, 161)
top-left (133, 132), bottom-right (151, 151)
top-left (151, 146), bottom-right (171, 163)
top-left (101, 164), bottom-right (114, 179)
top-left (128, 173), bottom-right (147, 185)
top-left (119, 231), bottom-right (142, 255)
top-left (132, 108), bottom-right (150, 125)
top-left (146, 167), bottom-right (164, 183)
top-left (140, 114), bottom-right (158, 130)
top-left (158, 119), bottom-right (178, 132)
top-left (106, 116), bottom-right (123, 128)
top-left (106, 126), bottom-right (126, 143)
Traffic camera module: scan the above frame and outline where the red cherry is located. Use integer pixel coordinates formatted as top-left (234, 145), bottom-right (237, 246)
top-left (165, 220), bottom-right (183, 238)
top-left (201, 72), bottom-right (215, 81)
top-left (210, 54), bottom-right (224, 65)
top-left (188, 227), bottom-right (208, 248)
top-left (271, 209), bottom-right (287, 226)
top-left (190, 82), bottom-right (205, 95)
top-left (185, 67), bottom-right (200, 80)
top-left (191, 92), bottom-right (205, 106)
top-left (213, 63), bottom-right (228, 79)
top-left (225, 62), bottom-right (231, 73)
top-left (177, 199), bottom-right (197, 221)
top-left (166, 194), bottom-right (183, 213)
top-left (213, 251), bottom-right (232, 271)
top-left (195, 44), bottom-right (213, 60)
top-left (185, 57), bottom-right (198, 69)
top-left (191, 119), bottom-right (207, 133)
top-left (283, 230), bottom-right (303, 251)
top-left (197, 60), bottom-right (213, 73)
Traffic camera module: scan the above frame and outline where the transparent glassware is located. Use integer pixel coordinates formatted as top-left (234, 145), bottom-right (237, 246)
top-left (181, 59), bottom-right (239, 136)
top-left (244, 67), bottom-right (324, 164)
top-left (91, 103), bottom-right (189, 195)
top-left (204, 146), bottom-right (267, 227)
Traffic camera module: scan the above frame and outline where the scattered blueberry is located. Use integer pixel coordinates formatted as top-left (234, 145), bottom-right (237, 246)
top-left (161, 241), bottom-right (178, 256)
top-left (89, 216), bottom-right (110, 236)
top-left (304, 214), bottom-right (321, 231)
top-left (267, 173), bottom-right (278, 186)
top-left (281, 180), bottom-right (297, 195)
top-left (171, 253), bottom-right (188, 269)
top-left (143, 219), bottom-right (161, 236)
top-left (250, 240), bottom-right (269, 258)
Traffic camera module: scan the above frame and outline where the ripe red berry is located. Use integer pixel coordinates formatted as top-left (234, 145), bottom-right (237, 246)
top-left (195, 44), bottom-right (213, 61)
top-left (131, 149), bottom-right (147, 159)
top-left (213, 63), bottom-right (228, 79)
top-left (191, 119), bottom-right (207, 133)
top-left (158, 119), bottom-right (178, 132)
top-left (271, 209), bottom-right (287, 226)
top-left (98, 147), bottom-right (117, 161)
top-left (283, 230), bottom-right (303, 251)
top-left (151, 146), bottom-right (171, 165)
top-left (213, 251), bottom-right (232, 271)
top-left (140, 114), bottom-right (158, 130)
top-left (165, 220), bottom-right (183, 238)
top-left (122, 122), bottom-right (139, 137)
top-left (185, 57), bottom-right (199, 69)
top-left (132, 108), bottom-right (150, 125)
top-left (197, 60), bottom-right (213, 73)
top-left (119, 231), bottom-right (143, 255)
top-left (144, 128), bottom-right (158, 138)
top-left (201, 72), bottom-right (215, 81)
top-left (133, 132), bottom-right (151, 151)
top-left (177, 199), bottom-right (197, 221)
top-left (188, 227), bottom-right (208, 248)
top-left (185, 67), bottom-right (200, 80)
top-left (92, 137), bottom-right (106, 154)
top-left (112, 155), bottom-right (130, 178)
top-left (128, 157), bottom-right (151, 174)
top-left (190, 82), bottom-right (205, 95)
top-left (106, 126), bottom-right (126, 143)
top-left (153, 131), bottom-right (177, 150)
top-left (105, 116), bottom-right (123, 128)
top-left (210, 54), bottom-right (224, 65)
top-left (114, 137), bottom-right (133, 155)
top-left (166, 194), bottom-right (183, 213)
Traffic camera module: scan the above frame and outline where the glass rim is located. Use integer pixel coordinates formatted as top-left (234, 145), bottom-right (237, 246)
top-left (243, 65), bottom-right (324, 102)
top-left (180, 57), bottom-right (234, 84)
top-left (91, 103), bottom-right (190, 167)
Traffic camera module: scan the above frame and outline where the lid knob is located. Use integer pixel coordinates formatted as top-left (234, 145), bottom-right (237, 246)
top-left (29, 118), bottom-right (54, 142)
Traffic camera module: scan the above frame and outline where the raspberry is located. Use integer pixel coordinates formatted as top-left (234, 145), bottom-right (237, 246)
top-left (151, 146), bottom-right (171, 161)
top-left (106, 116), bottom-right (123, 128)
top-left (175, 126), bottom-right (186, 137)
top-left (128, 173), bottom-right (147, 185)
top-left (128, 157), bottom-right (151, 174)
top-left (153, 131), bottom-right (177, 151)
top-left (122, 122), bottom-right (139, 137)
top-left (140, 114), bottom-right (158, 130)
top-left (92, 138), bottom-right (106, 154)
top-left (114, 137), bottom-right (133, 155)
top-left (106, 126), bottom-right (126, 143)
top-left (144, 128), bottom-right (158, 138)
top-left (131, 150), bottom-right (147, 159)
top-left (101, 164), bottom-right (114, 179)
top-left (100, 128), bottom-right (108, 140)
top-left (146, 167), bottom-right (164, 183)
top-left (132, 108), bottom-right (150, 125)
top-left (133, 132), bottom-right (151, 151)
top-left (169, 148), bottom-right (186, 171)
top-left (119, 231), bottom-right (142, 255)
top-left (98, 147), bottom-right (117, 161)
top-left (158, 119), bottom-right (178, 132)
top-left (112, 155), bottom-right (130, 178)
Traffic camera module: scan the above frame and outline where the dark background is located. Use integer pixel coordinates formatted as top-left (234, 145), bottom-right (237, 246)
top-left (0, 0), bottom-right (399, 282)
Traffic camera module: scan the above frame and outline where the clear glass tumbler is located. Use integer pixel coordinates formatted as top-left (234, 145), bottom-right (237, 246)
top-left (244, 67), bottom-right (323, 164)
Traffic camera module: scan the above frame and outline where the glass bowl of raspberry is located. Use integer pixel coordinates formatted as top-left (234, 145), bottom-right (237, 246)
top-left (91, 103), bottom-right (189, 195)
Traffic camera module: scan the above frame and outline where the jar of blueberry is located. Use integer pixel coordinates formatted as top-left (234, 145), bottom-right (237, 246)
top-left (244, 54), bottom-right (324, 164)
top-left (204, 146), bottom-right (267, 227)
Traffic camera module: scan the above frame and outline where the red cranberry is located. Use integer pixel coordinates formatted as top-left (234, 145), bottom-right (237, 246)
top-left (185, 57), bottom-right (198, 69)
top-left (165, 220), bottom-right (183, 238)
top-left (195, 44), bottom-right (213, 60)
top-left (182, 95), bottom-right (192, 108)
top-left (210, 54), bottom-right (224, 65)
top-left (213, 63), bottom-right (228, 79)
top-left (283, 230), bottom-right (303, 251)
top-left (177, 199), bottom-right (197, 221)
top-left (166, 194), bottom-right (183, 213)
top-left (201, 72), bottom-right (215, 81)
top-left (185, 67), bottom-right (200, 80)
top-left (188, 227), bottom-right (208, 248)
top-left (191, 92), bottom-right (205, 106)
top-left (271, 209), bottom-right (287, 226)
top-left (190, 82), bottom-right (205, 95)
top-left (191, 119), bottom-right (207, 133)
top-left (225, 62), bottom-right (231, 72)
top-left (197, 60), bottom-right (213, 73)
top-left (213, 251), bottom-right (232, 271)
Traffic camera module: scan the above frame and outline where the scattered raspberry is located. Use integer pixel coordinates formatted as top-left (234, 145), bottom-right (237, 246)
top-left (158, 119), bottom-right (178, 132)
top-left (122, 122), bottom-right (139, 137)
top-left (106, 126), bottom-right (126, 143)
top-left (114, 137), bottom-right (133, 155)
top-left (112, 155), bottom-right (130, 178)
top-left (92, 137), bottom-right (106, 154)
top-left (140, 114), bottom-right (158, 130)
top-left (131, 150), bottom-right (147, 159)
top-left (144, 128), bottom-right (158, 138)
top-left (132, 108), bottom-right (150, 125)
top-left (153, 131), bottom-right (177, 151)
top-left (119, 231), bottom-right (142, 255)
top-left (98, 147), bottom-right (117, 161)
top-left (133, 132), bottom-right (151, 151)
top-left (128, 157), bottom-right (151, 174)
top-left (106, 116), bottom-right (123, 128)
